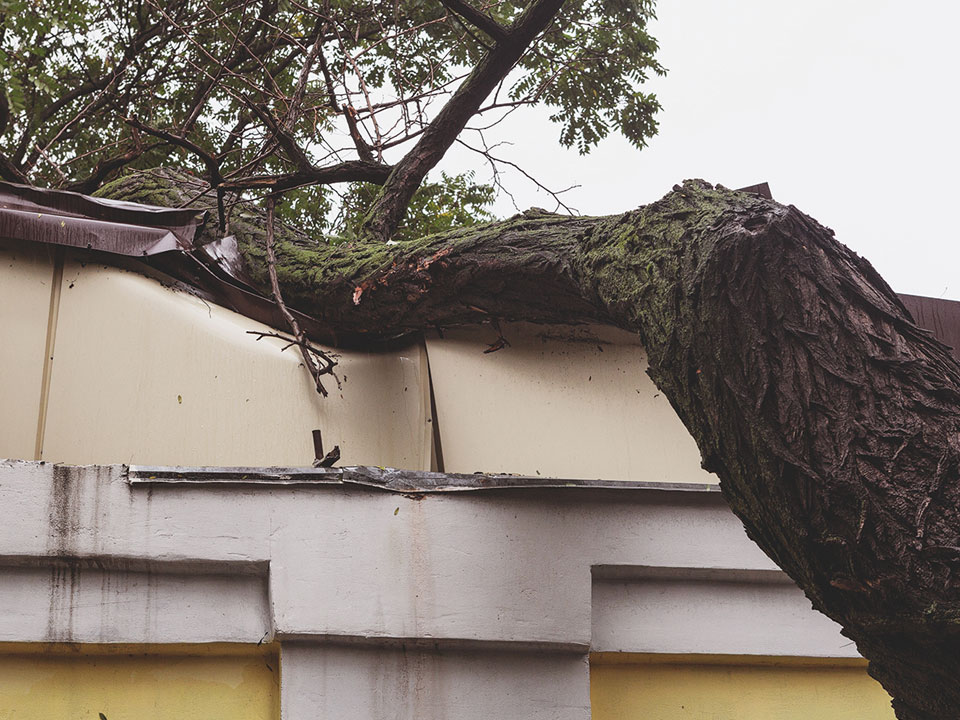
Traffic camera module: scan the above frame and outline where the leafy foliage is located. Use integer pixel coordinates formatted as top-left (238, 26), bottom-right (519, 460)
top-left (0, 0), bottom-right (663, 237)
top-left (510, 0), bottom-right (664, 152)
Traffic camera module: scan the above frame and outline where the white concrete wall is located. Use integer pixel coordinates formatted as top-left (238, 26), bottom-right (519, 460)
top-left (0, 460), bottom-right (856, 720)
top-left (0, 566), bottom-right (269, 644)
top-left (591, 568), bottom-right (856, 657)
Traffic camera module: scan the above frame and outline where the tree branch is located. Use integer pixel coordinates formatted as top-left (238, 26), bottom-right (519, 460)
top-left (263, 194), bottom-right (337, 397)
top-left (104, 168), bottom-right (960, 720)
top-left (360, 0), bottom-right (566, 241)
top-left (0, 90), bottom-right (9, 137)
top-left (317, 46), bottom-right (374, 163)
top-left (219, 160), bottom-right (392, 192)
top-left (66, 140), bottom-right (148, 194)
top-left (437, 0), bottom-right (509, 43)
top-left (125, 116), bottom-right (227, 229)
top-left (0, 154), bottom-right (27, 184)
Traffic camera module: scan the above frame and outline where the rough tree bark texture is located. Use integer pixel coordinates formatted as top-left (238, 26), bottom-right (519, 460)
top-left (102, 173), bottom-right (960, 720)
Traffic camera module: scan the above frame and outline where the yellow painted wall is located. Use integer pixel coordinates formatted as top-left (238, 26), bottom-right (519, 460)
top-left (590, 653), bottom-right (896, 720)
top-left (0, 644), bottom-right (278, 720)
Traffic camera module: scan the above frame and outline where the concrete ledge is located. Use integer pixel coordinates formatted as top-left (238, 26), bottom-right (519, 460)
top-left (0, 553), bottom-right (269, 577)
top-left (592, 564), bottom-right (792, 585)
top-left (275, 633), bottom-right (589, 654)
top-left (129, 464), bottom-right (722, 493)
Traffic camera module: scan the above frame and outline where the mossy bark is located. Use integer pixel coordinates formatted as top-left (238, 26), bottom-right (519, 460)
top-left (102, 171), bottom-right (960, 720)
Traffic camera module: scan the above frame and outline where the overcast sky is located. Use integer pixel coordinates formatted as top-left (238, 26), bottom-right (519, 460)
top-left (439, 0), bottom-right (960, 300)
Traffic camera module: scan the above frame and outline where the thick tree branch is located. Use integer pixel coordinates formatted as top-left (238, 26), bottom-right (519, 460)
top-left (360, 0), bottom-right (566, 241)
top-left (437, 0), bottom-right (509, 43)
top-left (219, 160), bottom-right (392, 192)
top-left (125, 117), bottom-right (221, 181)
top-left (102, 170), bottom-right (960, 720)
top-left (0, 91), bottom-right (9, 137)
top-left (0, 154), bottom-right (27, 184)
top-left (65, 142), bottom-right (147, 194)
top-left (125, 116), bottom-right (226, 229)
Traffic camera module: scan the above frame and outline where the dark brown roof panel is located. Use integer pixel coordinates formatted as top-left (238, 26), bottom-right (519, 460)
top-left (0, 180), bottom-right (205, 255)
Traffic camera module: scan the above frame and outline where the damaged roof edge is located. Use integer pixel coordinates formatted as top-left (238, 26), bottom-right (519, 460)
top-left (0, 177), bottom-right (414, 350)
top-left (127, 465), bottom-right (723, 494)
top-left (4, 178), bottom-right (960, 359)
top-left (0, 179), bottom-right (206, 254)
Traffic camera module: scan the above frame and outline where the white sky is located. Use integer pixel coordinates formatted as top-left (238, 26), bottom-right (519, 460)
top-left (438, 0), bottom-right (960, 300)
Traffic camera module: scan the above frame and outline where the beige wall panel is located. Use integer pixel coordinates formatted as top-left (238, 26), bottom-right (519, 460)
top-left (0, 240), bottom-right (56, 461)
top-left (42, 259), bottom-right (429, 467)
top-left (426, 323), bottom-right (711, 483)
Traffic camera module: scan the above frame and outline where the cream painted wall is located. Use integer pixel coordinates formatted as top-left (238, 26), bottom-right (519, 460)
top-left (426, 323), bottom-right (712, 483)
top-left (0, 240), bottom-right (57, 461)
top-left (0, 244), bottom-right (431, 469)
top-left (1, 238), bottom-right (718, 481)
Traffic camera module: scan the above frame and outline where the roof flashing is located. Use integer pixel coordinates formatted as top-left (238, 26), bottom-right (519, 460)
top-left (127, 464), bottom-right (722, 494)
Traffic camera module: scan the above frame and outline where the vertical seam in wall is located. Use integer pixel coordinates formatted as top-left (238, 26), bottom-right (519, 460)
top-left (421, 336), bottom-right (445, 473)
top-left (34, 249), bottom-right (64, 460)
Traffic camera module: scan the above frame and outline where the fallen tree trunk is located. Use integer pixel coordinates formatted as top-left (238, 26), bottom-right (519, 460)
top-left (102, 173), bottom-right (960, 720)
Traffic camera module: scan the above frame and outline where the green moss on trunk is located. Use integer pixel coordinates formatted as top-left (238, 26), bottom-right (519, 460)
top-left (101, 169), bottom-right (960, 720)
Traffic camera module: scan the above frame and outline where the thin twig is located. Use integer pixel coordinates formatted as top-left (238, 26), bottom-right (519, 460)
top-left (263, 194), bottom-right (338, 396)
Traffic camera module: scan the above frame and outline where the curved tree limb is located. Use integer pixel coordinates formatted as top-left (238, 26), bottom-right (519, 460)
top-left (102, 172), bottom-right (960, 719)
top-left (218, 160), bottom-right (393, 192)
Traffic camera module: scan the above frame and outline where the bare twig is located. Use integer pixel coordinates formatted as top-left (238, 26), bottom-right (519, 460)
top-left (317, 46), bottom-right (374, 162)
top-left (263, 194), bottom-right (338, 396)
top-left (457, 134), bottom-right (578, 214)
top-left (330, 22), bottom-right (383, 159)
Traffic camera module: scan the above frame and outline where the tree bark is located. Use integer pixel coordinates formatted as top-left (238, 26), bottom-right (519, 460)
top-left (104, 174), bottom-right (960, 720)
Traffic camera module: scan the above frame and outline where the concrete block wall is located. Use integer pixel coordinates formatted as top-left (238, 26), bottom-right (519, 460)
top-left (0, 460), bottom-right (859, 719)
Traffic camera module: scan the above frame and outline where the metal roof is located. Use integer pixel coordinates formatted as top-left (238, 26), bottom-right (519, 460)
top-left (0, 179), bottom-right (205, 255)
top-left (128, 464), bottom-right (723, 494)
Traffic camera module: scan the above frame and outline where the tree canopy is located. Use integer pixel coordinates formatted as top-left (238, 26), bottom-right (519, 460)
top-left (0, 0), bottom-right (663, 237)
top-left (6, 4), bottom-right (960, 719)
